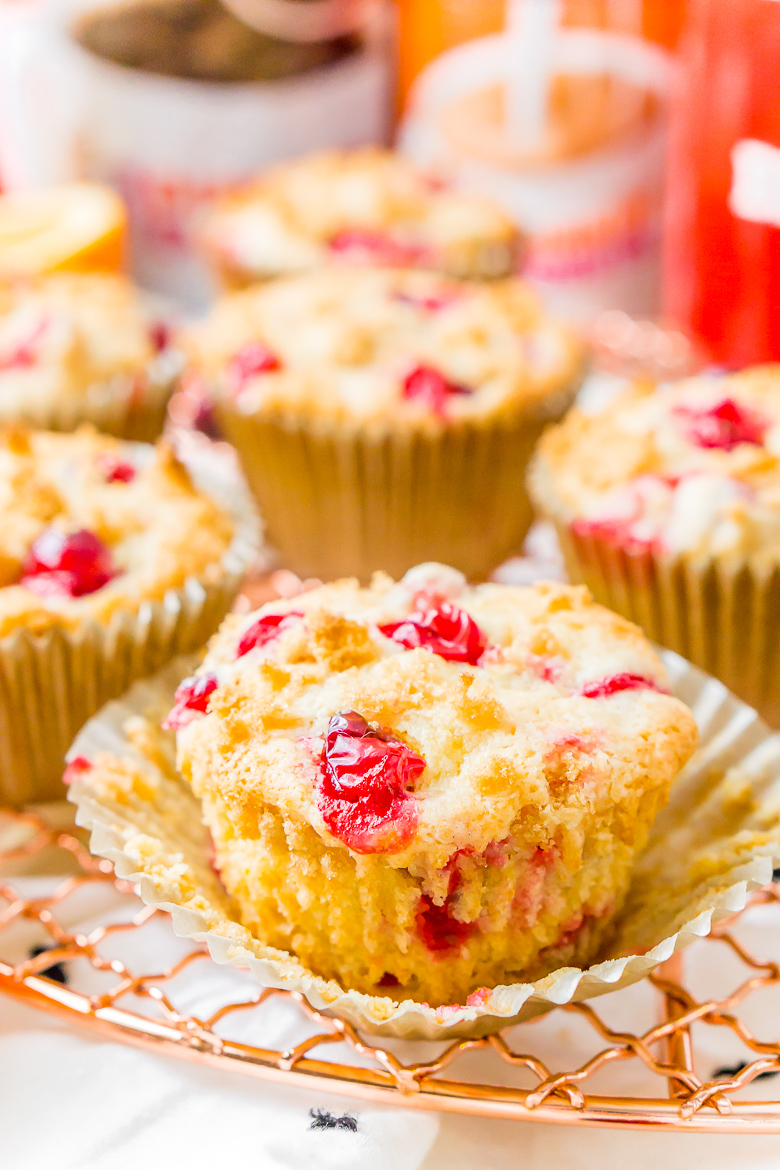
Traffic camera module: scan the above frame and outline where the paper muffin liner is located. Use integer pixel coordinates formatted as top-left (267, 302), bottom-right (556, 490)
top-left (0, 440), bottom-right (260, 807)
top-left (67, 650), bottom-right (780, 1041)
top-left (529, 476), bottom-right (780, 728)
top-left (0, 353), bottom-right (180, 443)
top-left (217, 390), bottom-right (576, 583)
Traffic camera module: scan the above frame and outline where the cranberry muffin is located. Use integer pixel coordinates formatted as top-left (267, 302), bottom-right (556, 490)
top-left (0, 272), bottom-right (176, 439)
top-left (184, 266), bottom-right (582, 580)
top-left (530, 365), bottom-right (780, 723)
top-left (0, 424), bottom-right (253, 804)
top-left (201, 147), bottom-right (522, 288)
top-left (162, 563), bottom-right (697, 1004)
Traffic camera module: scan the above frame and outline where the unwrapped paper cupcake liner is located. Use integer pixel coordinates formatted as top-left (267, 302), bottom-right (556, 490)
top-left (218, 391), bottom-right (576, 583)
top-left (68, 650), bottom-right (780, 1041)
top-left (0, 441), bottom-right (260, 806)
top-left (0, 352), bottom-right (181, 443)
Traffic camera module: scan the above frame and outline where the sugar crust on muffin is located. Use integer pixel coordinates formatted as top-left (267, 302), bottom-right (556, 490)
top-left (184, 268), bottom-right (581, 427)
top-left (531, 367), bottom-right (780, 565)
top-left (0, 272), bottom-right (165, 418)
top-left (201, 147), bottom-right (521, 284)
top-left (128, 564), bottom-right (699, 1004)
top-left (0, 425), bottom-right (234, 636)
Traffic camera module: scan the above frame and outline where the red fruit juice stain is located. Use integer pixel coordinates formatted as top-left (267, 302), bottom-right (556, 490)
top-left (580, 673), bottom-right (661, 699)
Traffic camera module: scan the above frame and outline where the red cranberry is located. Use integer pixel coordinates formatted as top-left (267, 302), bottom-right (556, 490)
top-left (97, 454), bottom-right (136, 484)
top-left (162, 673), bottom-right (219, 730)
top-left (379, 604), bottom-right (488, 666)
top-left (317, 711), bottom-right (424, 854)
top-left (401, 364), bottom-right (472, 416)
top-left (63, 756), bottom-right (93, 784)
top-left (417, 895), bottom-right (473, 953)
top-left (327, 228), bottom-right (420, 266)
top-left (571, 516), bottom-right (659, 555)
top-left (393, 290), bottom-right (459, 313)
top-left (21, 528), bottom-right (116, 598)
top-left (581, 673), bottom-right (661, 699)
top-left (226, 342), bottom-right (281, 395)
top-left (149, 321), bottom-right (171, 353)
top-left (236, 611), bottom-right (303, 659)
top-left (674, 397), bottom-right (767, 451)
top-left (0, 317), bottom-right (48, 372)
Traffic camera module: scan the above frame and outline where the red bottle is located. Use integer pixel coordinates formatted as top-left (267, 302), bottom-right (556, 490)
top-left (663, 0), bottom-right (780, 366)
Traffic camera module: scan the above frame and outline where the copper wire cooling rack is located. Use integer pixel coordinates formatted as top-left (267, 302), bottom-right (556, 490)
top-left (2, 808), bottom-right (780, 1132)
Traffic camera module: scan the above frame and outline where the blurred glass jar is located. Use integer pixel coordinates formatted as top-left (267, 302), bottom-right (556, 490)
top-left (398, 1), bottom-right (685, 322)
top-left (662, 0), bottom-right (780, 367)
top-left (0, 0), bottom-right (392, 309)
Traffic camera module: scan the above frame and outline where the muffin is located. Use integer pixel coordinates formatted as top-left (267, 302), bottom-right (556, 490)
top-left (529, 365), bottom-right (780, 724)
top-left (0, 272), bottom-right (177, 439)
top-left (144, 563), bottom-right (698, 1006)
top-left (200, 147), bottom-right (522, 287)
top-left (0, 423), bottom-right (255, 804)
top-left (184, 267), bottom-right (582, 581)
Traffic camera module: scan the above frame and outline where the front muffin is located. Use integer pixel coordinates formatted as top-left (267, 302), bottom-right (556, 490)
top-left (0, 272), bottom-right (176, 438)
top-left (167, 564), bottom-right (697, 1005)
top-left (0, 424), bottom-right (248, 804)
top-left (185, 267), bottom-right (582, 580)
top-left (529, 366), bottom-right (780, 723)
top-left (201, 146), bottom-right (521, 287)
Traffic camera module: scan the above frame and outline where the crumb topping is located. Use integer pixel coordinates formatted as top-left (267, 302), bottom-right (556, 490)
top-left (202, 147), bottom-right (520, 281)
top-left (184, 268), bottom-right (581, 426)
top-left (0, 272), bottom-right (165, 415)
top-left (0, 425), bottom-right (234, 636)
top-left (532, 367), bottom-right (780, 563)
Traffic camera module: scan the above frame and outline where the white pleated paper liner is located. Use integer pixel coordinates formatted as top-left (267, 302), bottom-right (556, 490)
top-left (0, 438), bottom-right (261, 805)
top-left (68, 650), bottom-right (780, 1041)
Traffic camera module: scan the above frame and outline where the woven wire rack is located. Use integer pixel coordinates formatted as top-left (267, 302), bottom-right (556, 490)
top-left (2, 806), bottom-right (780, 1133)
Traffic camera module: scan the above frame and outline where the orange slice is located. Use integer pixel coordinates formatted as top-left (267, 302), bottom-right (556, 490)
top-left (0, 183), bottom-right (127, 280)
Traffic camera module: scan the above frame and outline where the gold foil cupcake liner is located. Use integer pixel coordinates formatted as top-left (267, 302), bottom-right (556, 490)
top-left (0, 442), bottom-right (260, 806)
top-left (67, 650), bottom-right (780, 1041)
top-left (218, 394), bottom-right (576, 583)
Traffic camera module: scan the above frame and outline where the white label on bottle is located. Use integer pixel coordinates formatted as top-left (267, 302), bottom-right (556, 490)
top-left (729, 138), bottom-right (780, 227)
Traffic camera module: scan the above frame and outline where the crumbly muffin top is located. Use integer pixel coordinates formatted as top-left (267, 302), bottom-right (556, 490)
top-left (0, 272), bottom-right (163, 413)
top-left (201, 146), bottom-right (519, 279)
top-left (184, 268), bottom-right (581, 426)
top-left (0, 425), bottom-right (234, 637)
top-left (170, 563), bottom-right (697, 875)
top-left (532, 367), bottom-right (780, 565)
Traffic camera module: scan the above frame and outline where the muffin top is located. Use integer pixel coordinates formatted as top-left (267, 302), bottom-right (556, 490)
top-left (0, 425), bottom-right (234, 637)
top-left (184, 268), bottom-right (581, 426)
top-left (169, 563), bottom-right (697, 877)
top-left (0, 272), bottom-right (164, 415)
top-left (201, 147), bottom-right (520, 282)
top-left (532, 366), bottom-right (780, 565)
